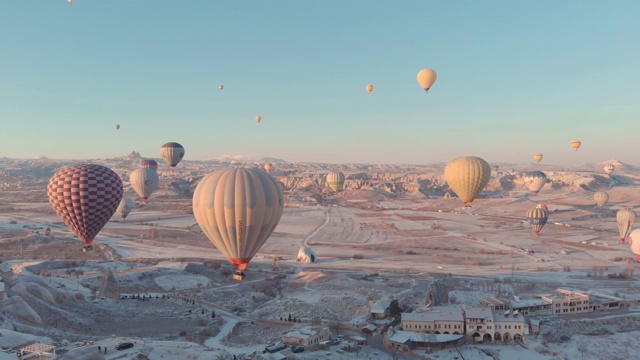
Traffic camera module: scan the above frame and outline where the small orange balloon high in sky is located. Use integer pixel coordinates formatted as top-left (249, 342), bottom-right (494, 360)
top-left (417, 68), bottom-right (437, 92)
top-left (255, 115), bottom-right (262, 123)
top-left (533, 153), bottom-right (543, 163)
top-left (366, 84), bottom-right (374, 93)
top-left (571, 140), bottom-right (581, 151)
top-left (219, 84), bottom-right (224, 90)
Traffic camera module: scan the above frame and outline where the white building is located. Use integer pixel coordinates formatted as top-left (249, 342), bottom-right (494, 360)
top-left (370, 300), bottom-right (391, 319)
top-left (401, 306), bottom-right (464, 335)
top-left (282, 325), bottom-right (329, 348)
top-left (464, 307), bottom-right (494, 342)
top-left (492, 311), bottom-right (527, 342)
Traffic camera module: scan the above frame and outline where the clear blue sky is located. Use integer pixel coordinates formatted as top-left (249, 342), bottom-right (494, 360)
top-left (1, 1), bottom-right (639, 165)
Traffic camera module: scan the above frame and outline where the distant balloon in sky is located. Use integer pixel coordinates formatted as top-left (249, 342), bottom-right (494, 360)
top-left (571, 140), bottom-right (582, 151)
top-left (140, 159), bottom-right (158, 170)
top-left (533, 153), bottom-right (543, 163)
top-left (116, 198), bottom-right (135, 220)
top-left (523, 171), bottom-right (547, 195)
top-left (416, 68), bottom-right (437, 92)
top-left (264, 162), bottom-right (273, 173)
top-left (617, 209), bottom-right (636, 244)
top-left (256, 116), bottom-right (262, 123)
top-left (444, 156), bottom-right (491, 205)
top-left (130, 168), bottom-right (159, 202)
top-left (160, 142), bottom-right (185, 167)
top-left (192, 168), bottom-right (284, 280)
top-left (116, 124), bottom-right (120, 131)
top-left (68, 0), bottom-right (73, 3)
top-left (366, 84), bottom-right (374, 93)
top-left (526, 207), bottom-right (548, 236)
top-left (48, 164), bottom-right (123, 249)
top-left (593, 191), bottom-right (609, 207)
top-left (219, 84), bottom-right (224, 90)
top-left (604, 164), bottom-right (615, 176)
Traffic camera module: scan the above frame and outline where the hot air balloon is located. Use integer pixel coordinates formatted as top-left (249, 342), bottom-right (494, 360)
top-left (219, 84), bottom-right (224, 90)
top-left (366, 84), bottom-right (374, 93)
top-left (617, 209), bottom-right (636, 244)
top-left (416, 68), bottom-right (437, 92)
top-left (536, 203), bottom-right (549, 212)
top-left (443, 156), bottom-right (491, 205)
top-left (264, 163), bottom-right (273, 173)
top-left (533, 153), bottom-right (543, 163)
top-left (116, 198), bottom-right (135, 220)
top-left (48, 164), bottom-right (123, 251)
top-left (571, 140), bottom-right (581, 151)
top-left (129, 168), bottom-right (159, 202)
top-left (160, 142), bottom-right (185, 167)
top-left (192, 168), bottom-right (284, 280)
top-left (604, 164), bottom-right (615, 176)
top-left (629, 229), bottom-right (640, 262)
top-left (255, 116), bottom-right (262, 123)
top-left (492, 165), bottom-right (499, 176)
top-left (140, 159), bottom-right (158, 170)
top-left (116, 124), bottom-right (120, 131)
top-left (594, 191), bottom-right (609, 207)
top-left (68, 0), bottom-right (73, 3)
top-left (526, 207), bottom-right (548, 236)
top-left (523, 171), bottom-right (547, 195)
top-left (326, 171), bottom-right (345, 192)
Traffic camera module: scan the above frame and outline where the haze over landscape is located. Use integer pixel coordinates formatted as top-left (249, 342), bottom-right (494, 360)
top-left (1, 1), bottom-right (640, 360)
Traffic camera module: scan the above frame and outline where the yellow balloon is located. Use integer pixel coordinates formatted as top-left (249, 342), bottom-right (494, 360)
top-left (416, 68), bottom-right (437, 92)
top-left (366, 84), bottom-right (374, 93)
top-left (326, 171), bottom-right (345, 192)
top-left (571, 140), bottom-right (581, 151)
top-left (533, 153), bottom-right (543, 163)
top-left (264, 163), bottom-right (273, 173)
top-left (593, 191), bottom-right (609, 207)
top-left (444, 156), bottom-right (491, 205)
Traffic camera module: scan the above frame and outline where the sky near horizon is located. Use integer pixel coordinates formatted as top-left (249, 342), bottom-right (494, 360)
top-left (1, 1), bottom-right (639, 165)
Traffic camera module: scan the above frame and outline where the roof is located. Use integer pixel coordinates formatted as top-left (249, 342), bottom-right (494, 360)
top-left (402, 306), bottom-right (464, 323)
top-left (511, 299), bottom-right (551, 308)
top-left (362, 324), bottom-right (377, 332)
top-left (371, 300), bottom-right (391, 314)
top-left (283, 325), bottom-right (326, 340)
top-left (464, 307), bottom-right (493, 319)
top-left (387, 331), bottom-right (463, 344)
top-left (483, 297), bottom-right (505, 305)
top-left (493, 313), bottom-right (526, 323)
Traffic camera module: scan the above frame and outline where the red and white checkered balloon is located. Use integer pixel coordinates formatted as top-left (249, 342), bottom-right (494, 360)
top-left (48, 164), bottom-right (123, 245)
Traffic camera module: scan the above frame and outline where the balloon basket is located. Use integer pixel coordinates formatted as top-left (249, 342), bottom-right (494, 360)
top-left (82, 245), bottom-right (93, 252)
top-left (233, 271), bottom-right (246, 281)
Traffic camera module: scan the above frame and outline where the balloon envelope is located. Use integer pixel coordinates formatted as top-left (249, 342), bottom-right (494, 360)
top-left (526, 207), bottom-right (548, 235)
top-left (366, 84), bottom-right (374, 93)
top-left (571, 140), bottom-right (581, 151)
top-left (140, 159), bottom-right (158, 170)
top-left (523, 171), bottom-right (547, 195)
top-left (593, 191), bottom-right (609, 207)
top-left (256, 116), bottom-right (262, 123)
top-left (416, 68), bottom-right (437, 92)
top-left (192, 168), bottom-right (284, 272)
top-left (48, 164), bottom-right (123, 245)
top-left (444, 156), bottom-right (491, 205)
top-left (326, 171), bottom-right (345, 192)
top-left (264, 163), bottom-right (273, 173)
top-left (617, 209), bottom-right (636, 243)
top-left (116, 124), bottom-right (120, 130)
top-left (116, 198), bottom-right (135, 219)
top-left (219, 84), bottom-right (224, 90)
top-left (604, 164), bottom-right (615, 175)
top-left (536, 203), bottom-right (549, 212)
top-left (533, 153), bottom-right (543, 163)
top-left (160, 142), bottom-right (185, 167)
top-left (129, 168), bottom-right (159, 202)
top-left (629, 229), bottom-right (640, 262)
